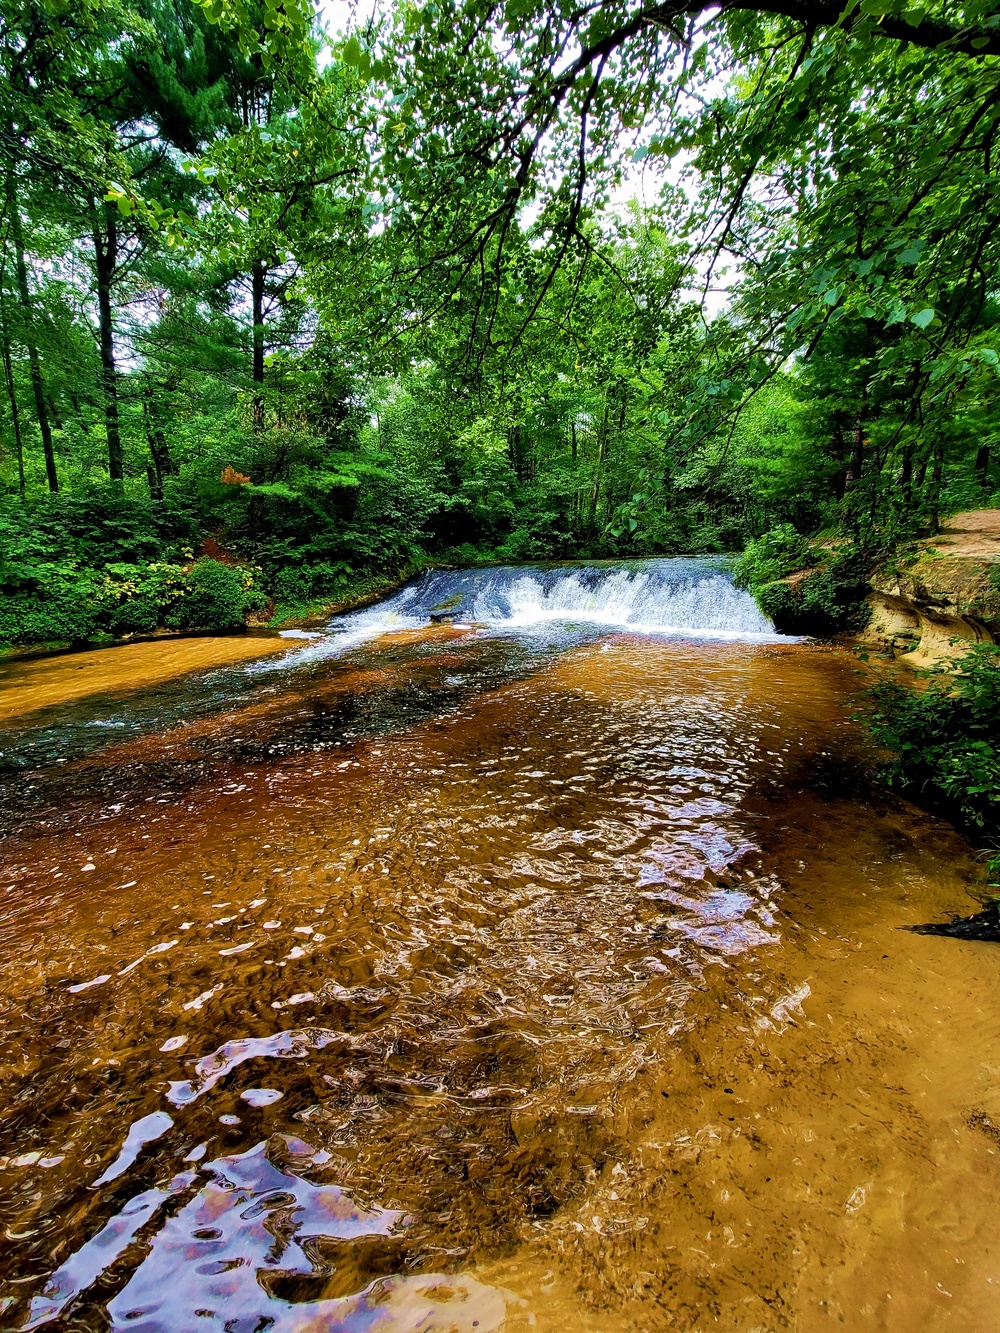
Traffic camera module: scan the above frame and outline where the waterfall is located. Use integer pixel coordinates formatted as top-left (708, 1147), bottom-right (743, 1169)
top-left (264, 558), bottom-right (787, 669)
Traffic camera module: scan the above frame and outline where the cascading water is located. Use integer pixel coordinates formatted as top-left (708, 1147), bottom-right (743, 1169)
top-left (270, 557), bottom-right (782, 668)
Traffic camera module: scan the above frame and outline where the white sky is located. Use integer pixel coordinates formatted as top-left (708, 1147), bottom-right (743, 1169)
top-left (313, 0), bottom-right (732, 316)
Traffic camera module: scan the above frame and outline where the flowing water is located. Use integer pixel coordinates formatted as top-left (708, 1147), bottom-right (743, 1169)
top-left (1, 558), bottom-right (999, 1332)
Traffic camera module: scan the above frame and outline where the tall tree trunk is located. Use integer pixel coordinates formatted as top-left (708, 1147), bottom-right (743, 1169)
top-left (93, 204), bottom-right (123, 480)
top-left (830, 411), bottom-right (849, 499)
top-left (251, 260), bottom-right (265, 432)
top-left (844, 415), bottom-right (864, 489)
top-left (900, 443), bottom-right (913, 507)
top-left (588, 398), bottom-right (610, 532)
top-left (570, 419), bottom-right (579, 527)
top-left (0, 309), bottom-right (26, 497)
top-left (7, 165), bottom-right (57, 491)
top-left (929, 437), bottom-right (944, 533)
top-left (143, 391), bottom-right (173, 500)
top-left (975, 445), bottom-right (991, 486)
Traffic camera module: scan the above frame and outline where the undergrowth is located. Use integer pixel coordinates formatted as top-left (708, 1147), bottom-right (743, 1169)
top-left (865, 643), bottom-right (1000, 891)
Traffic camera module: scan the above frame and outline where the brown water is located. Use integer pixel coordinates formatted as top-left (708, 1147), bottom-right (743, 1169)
top-left (1, 623), bottom-right (999, 1332)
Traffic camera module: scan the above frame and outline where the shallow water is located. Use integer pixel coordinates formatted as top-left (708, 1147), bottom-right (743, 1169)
top-left (1, 562), bottom-right (999, 1331)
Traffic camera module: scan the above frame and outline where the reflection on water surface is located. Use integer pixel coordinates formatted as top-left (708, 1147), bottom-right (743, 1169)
top-left (1, 563), bottom-right (999, 1331)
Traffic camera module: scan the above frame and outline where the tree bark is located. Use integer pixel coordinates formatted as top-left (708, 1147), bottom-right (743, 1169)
top-left (252, 260), bottom-right (266, 432)
top-left (900, 443), bottom-right (913, 505)
top-left (6, 166), bottom-right (57, 491)
top-left (0, 309), bottom-right (26, 497)
top-left (143, 389), bottom-right (173, 499)
top-left (588, 397), bottom-right (610, 531)
top-left (975, 445), bottom-right (991, 486)
top-left (844, 415), bottom-right (864, 489)
top-left (927, 436), bottom-right (944, 533)
top-left (93, 203), bottom-right (123, 480)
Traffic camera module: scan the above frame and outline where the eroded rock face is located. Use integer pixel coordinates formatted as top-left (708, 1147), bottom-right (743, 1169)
top-left (861, 509), bottom-right (1000, 667)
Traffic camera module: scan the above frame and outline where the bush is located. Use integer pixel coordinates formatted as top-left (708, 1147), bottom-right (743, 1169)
top-left (166, 559), bottom-right (268, 632)
top-left (268, 560), bottom-right (353, 606)
top-left (0, 592), bottom-right (99, 645)
top-left (269, 565), bottom-right (314, 605)
top-left (733, 525), bottom-right (809, 590)
top-left (109, 599), bottom-right (160, 636)
top-left (735, 529), bottom-right (871, 636)
top-left (100, 562), bottom-right (187, 634)
top-left (866, 643), bottom-right (1000, 885)
top-left (443, 543), bottom-right (483, 566)
top-left (0, 561), bottom-right (104, 645)
top-left (756, 581), bottom-right (798, 623)
top-left (796, 551), bottom-right (872, 634)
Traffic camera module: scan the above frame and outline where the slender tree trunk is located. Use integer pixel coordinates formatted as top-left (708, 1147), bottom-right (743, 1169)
top-left (252, 260), bottom-right (265, 432)
top-left (508, 423), bottom-right (526, 483)
top-left (93, 204), bottom-right (123, 480)
top-left (844, 415), bottom-right (864, 489)
top-left (0, 311), bottom-right (26, 497)
top-left (830, 411), bottom-right (849, 499)
top-left (900, 443), bottom-right (913, 507)
top-left (570, 419), bottom-right (579, 528)
top-left (7, 165), bottom-right (57, 491)
top-left (975, 445), bottom-right (991, 486)
top-left (142, 390), bottom-right (172, 500)
top-left (588, 398), bottom-right (610, 532)
top-left (929, 438), bottom-right (944, 533)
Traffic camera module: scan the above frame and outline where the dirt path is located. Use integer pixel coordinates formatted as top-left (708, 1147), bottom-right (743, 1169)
top-left (930, 508), bottom-right (1000, 560)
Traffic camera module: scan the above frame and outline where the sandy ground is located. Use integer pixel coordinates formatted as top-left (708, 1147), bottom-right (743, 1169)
top-left (928, 508), bottom-right (1000, 560)
top-left (0, 634), bottom-right (293, 723)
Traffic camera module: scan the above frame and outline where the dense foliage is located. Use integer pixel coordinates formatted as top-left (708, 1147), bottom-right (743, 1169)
top-left (733, 529), bottom-right (872, 635)
top-left (1, 0), bottom-right (999, 648)
top-left (867, 645), bottom-right (1000, 888)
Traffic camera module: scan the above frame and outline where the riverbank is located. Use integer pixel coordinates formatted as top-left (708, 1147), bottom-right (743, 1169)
top-left (0, 562), bottom-right (430, 667)
top-left (861, 508), bottom-right (1000, 667)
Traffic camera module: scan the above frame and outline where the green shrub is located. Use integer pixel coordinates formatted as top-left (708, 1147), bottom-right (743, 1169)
top-left (0, 561), bottom-right (104, 645)
top-left (443, 543), bottom-right (483, 566)
top-left (736, 530), bottom-right (871, 636)
top-left (109, 599), bottom-right (160, 636)
top-left (99, 562), bottom-right (187, 635)
top-left (733, 525), bottom-right (809, 590)
top-left (756, 581), bottom-right (798, 623)
top-left (866, 643), bottom-right (1000, 885)
top-left (797, 551), bottom-right (872, 634)
top-left (269, 565), bottom-right (314, 605)
top-left (166, 559), bottom-right (268, 632)
top-left (0, 593), bottom-right (99, 645)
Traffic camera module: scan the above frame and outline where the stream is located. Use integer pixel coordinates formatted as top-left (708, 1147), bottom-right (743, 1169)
top-left (1, 557), bottom-right (999, 1332)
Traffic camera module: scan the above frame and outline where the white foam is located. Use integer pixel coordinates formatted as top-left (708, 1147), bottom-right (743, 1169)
top-left (256, 559), bottom-right (787, 670)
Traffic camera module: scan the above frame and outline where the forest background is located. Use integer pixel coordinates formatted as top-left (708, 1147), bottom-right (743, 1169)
top-left (1, 0), bottom-right (1000, 647)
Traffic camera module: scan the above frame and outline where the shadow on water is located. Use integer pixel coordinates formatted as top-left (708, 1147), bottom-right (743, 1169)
top-left (907, 902), bottom-right (1000, 940)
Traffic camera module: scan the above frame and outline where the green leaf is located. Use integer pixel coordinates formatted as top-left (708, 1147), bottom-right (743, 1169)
top-left (911, 308), bottom-right (935, 329)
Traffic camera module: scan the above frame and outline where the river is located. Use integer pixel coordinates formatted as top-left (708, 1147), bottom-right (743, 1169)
top-left (1, 558), bottom-right (998, 1331)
